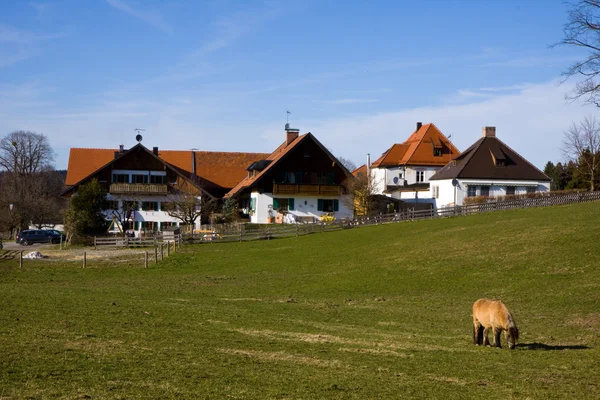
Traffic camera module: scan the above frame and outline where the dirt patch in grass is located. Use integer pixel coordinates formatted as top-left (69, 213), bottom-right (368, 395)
top-left (217, 348), bottom-right (343, 368)
top-left (338, 347), bottom-right (410, 358)
top-left (568, 313), bottom-right (600, 333)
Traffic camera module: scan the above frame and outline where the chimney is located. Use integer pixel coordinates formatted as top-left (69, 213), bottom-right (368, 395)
top-left (285, 123), bottom-right (300, 146)
top-left (153, 146), bottom-right (159, 155)
top-left (191, 150), bottom-right (196, 176)
top-left (482, 126), bottom-right (496, 138)
top-left (119, 144), bottom-right (124, 153)
top-left (416, 122), bottom-right (422, 131)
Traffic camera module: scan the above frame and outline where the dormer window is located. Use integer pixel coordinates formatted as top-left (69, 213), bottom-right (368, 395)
top-left (434, 148), bottom-right (442, 157)
top-left (490, 147), bottom-right (507, 167)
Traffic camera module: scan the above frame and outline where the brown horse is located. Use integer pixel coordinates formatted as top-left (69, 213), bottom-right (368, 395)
top-left (472, 298), bottom-right (519, 349)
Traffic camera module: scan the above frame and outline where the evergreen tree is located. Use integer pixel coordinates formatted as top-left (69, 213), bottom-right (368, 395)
top-left (65, 179), bottom-right (110, 237)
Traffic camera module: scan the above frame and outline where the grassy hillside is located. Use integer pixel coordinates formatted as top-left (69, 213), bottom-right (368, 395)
top-left (1, 202), bottom-right (599, 399)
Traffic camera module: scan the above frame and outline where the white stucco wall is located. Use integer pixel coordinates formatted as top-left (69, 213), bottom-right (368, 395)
top-left (106, 194), bottom-right (201, 235)
top-left (250, 191), bottom-right (353, 223)
top-left (372, 165), bottom-right (441, 202)
top-left (433, 179), bottom-right (551, 208)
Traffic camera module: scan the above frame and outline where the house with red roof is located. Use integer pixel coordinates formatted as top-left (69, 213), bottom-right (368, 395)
top-left (430, 126), bottom-right (551, 207)
top-left (62, 141), bottom-right (268, 235)
top-left (225, 125), bottom-right (354, 223)
top-left (368, 122), bottom-right (460, 204)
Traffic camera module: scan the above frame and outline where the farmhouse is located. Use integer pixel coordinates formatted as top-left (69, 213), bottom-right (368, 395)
top-left (429, 126), bottom-right (551, 207)
top-left (62, 141), bottom-right (268, 235)
top-left (368, 122), bottom-right (461, 205)
top-left (225, 125), bottom-right (354, 223)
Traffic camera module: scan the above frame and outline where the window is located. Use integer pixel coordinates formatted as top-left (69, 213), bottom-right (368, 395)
top-left (317, 199), bottom-right (339, 212)
top-left (416, 170), bottom-right (424, 183)
top-left (141, 201), bottom-right (158, 211)
top-left (132, 174), bottom-right (148, 184)
top-left (150, 175), bottom-right (167, 184)
top-left (526, 186), bottom-right (536, 194)
top-left (480, 186), bottom-right (490, 197)
top-left (112, 174), bottom-right (129, 183)
top-left (434, 148), bottom-right (442, 157)
top-left (141, 221), bottom-right (158, 231)
top-left (432, 185), bottom-right (439, 199)
top-left (250, 197), bottom-right (256, 212)
top-left (273, 198), bottom-right (295, 212)
top-left (467, 186), bottom-right (477, 197)
top-left (506, 186), bottom-right (516, 196)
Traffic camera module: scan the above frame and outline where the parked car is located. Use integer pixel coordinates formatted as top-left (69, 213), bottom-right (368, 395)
top-left (15, 230), bottom-right (63, 245)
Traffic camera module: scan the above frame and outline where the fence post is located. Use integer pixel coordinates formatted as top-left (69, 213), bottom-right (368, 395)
top-left (125, 236), bottom-right (129, 248)
top-left (167, 241), bottom-right (171, 257)
top-left (94, 237), bottom-right (97, 250)
top-left (145, 251), bottom-right (148, 268)
top-left (154, 246), bottom-right (158, 265)
top-left (296, 224), bottom-right (299, 236)
top-left (20, 251), bottom-right (23, 270)
top-left (83, 252), bottom-right (86, 269)
top-left (160, 243), bottom-right (164, 260)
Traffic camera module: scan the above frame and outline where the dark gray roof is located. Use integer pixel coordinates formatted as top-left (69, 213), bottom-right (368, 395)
top-left (430, 136), bottom-right (550, 181)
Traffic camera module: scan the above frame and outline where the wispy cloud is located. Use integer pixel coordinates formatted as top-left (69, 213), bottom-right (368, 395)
top-left (0, 23), bottom-right (67, 44)
top-left (189, 4), bottom-right (289, 58)
top-left (28, 2), bottom-right (48, 17)
top-left (476, 55), bottom-right (579, 68)
top-left (105, 0), bottom-right (172, 34)
top-left (327, 98), bottom-right (379, 105)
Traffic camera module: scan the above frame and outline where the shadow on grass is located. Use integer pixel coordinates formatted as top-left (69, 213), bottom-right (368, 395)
top-left (516, 342), bottom-right (590, 351)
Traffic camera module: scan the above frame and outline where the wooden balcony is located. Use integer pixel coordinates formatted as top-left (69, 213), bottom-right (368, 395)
top-left (273, 183), bottom-right (342, 196)
top-left (109, 183), bottom-right (168, 195)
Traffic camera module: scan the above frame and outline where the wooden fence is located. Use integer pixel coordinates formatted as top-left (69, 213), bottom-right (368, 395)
top-left (93, 191), bottom-right (600, 247)
top-left (180, 190), bottom-right (600, 244)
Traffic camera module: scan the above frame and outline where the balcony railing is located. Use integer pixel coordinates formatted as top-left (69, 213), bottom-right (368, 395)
top-left (273, 183), bottom-right (342, 196)
top-left (110, 183), bottom-right (168, 195)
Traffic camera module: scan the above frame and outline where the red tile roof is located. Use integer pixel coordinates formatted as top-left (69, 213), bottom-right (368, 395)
top-left (352, 164), bottom-right (367, 177)
top-left (65, 147), bottom-right (269, 190)
top-left (371, 123), bottom-right (460, 167)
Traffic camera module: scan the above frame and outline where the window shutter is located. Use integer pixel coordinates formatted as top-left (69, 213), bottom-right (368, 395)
top-left (333, 199), bottom-right (339, 212)
top-left (288, 198), bottom-right (295, 210)
top-left (154, 202), bottom-right (159, 211)
top-left (317, 199), bottom-right (323, 211)
top-left (273, 198), bottom-right (279, 210)
top-left (135, 221), bottom-right (140, 230)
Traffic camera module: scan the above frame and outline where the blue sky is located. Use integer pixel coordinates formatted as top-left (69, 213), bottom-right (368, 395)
top-left (0, 0), bottom-right (594, 170)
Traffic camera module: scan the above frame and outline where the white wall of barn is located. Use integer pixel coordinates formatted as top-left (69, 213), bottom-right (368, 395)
top-left (250, 192), bottom-right (353, 223)
top-left (433, 179), bottom-right (551, 208)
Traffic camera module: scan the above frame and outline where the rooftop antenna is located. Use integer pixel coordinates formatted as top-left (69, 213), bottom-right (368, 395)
top-left (134, 128), bottom-right (145, 143)
top-left (286, 110), bottom-right (291, 124)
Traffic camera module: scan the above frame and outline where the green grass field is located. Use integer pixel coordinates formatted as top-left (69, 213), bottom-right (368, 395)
top-left (1, 202), bottom-right (600, 399)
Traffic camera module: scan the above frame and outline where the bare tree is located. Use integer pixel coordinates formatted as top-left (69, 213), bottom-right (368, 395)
top-left (337, 156), bottom-right (357, 173)
top-left (556, 1), bottom-right (600, 106)
top-left (563, 116), bottom-right (600, 191)
top-left (0, 131), bottom-right (54, 175)
top-left (342, 170), bottom-right (380, 217)
top-left (0, 131), bottom-right (58, 232)
top-left (108, 196), bottom-right (140, 233)
top-left (163, 192), bottom-right (216, 232)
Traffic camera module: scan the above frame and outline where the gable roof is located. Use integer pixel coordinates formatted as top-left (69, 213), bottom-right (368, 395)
top-left (65, 146), bottom-right (269, 192)
top-left (371, 123), bottom-right (460, 167)
top-left (225, 132), bottom-right (352, 198)
top-left (352, 164), bottom-right (367, 177)
top-left (429, 135), bottom-right (550, 181)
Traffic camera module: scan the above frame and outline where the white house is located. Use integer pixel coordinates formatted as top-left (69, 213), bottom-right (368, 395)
top-left (62, 142), bottom-right (268, 235)
top-left (226, 126), bottom-right (354, 223)
top-left (369, 122), bottom-right (461, 205)
top-left (429, 126), bottom-right (551, 207)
